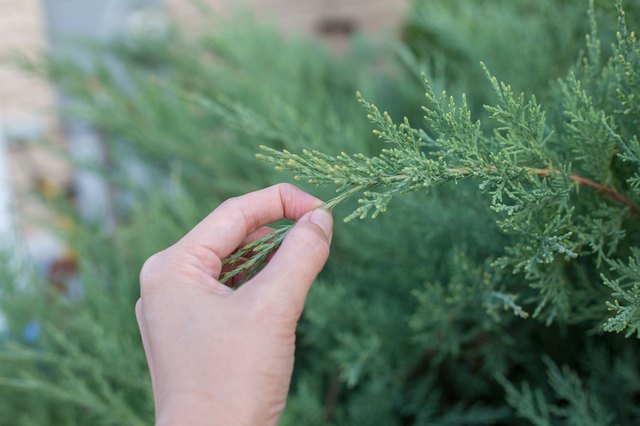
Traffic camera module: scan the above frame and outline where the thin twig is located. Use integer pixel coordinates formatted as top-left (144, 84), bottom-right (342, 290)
top-left (322, 185), bottom-right (365, 210)
top-left (323, 375), bottom-right (342, 421)
top-left (533, 168), bottom-right (640, 216)
top-left (446, 166), bottom-right (640, 216)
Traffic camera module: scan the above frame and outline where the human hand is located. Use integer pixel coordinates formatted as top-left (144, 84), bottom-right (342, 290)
top-left (136, 184), bottom-right (333, 425)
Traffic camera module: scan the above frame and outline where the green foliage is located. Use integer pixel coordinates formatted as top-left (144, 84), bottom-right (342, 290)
top-left (403, 0), bottom-right (640, 109)
top-left (2, 1), bottom-right (640, 425)
top-left (602, 248), bottom-right (640, 336)
top-left (500, 357), bottom-right (614, 426)
top-left (261, 0), bottom-right (640, 330)
top-left (0, 188), bottom-right (202, 425)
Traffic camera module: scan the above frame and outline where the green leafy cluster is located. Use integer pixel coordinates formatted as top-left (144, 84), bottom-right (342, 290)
top-left (260, 1), bottom-right (640, 333)
top-left (500, 357), bottom-right (614, 426)
top-left (602, 249), bottom-right (640, 337)
top-left (1, 1), bottom-right (640, 425)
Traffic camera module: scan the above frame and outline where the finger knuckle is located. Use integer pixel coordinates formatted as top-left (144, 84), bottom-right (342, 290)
top-left (293, 224), bottom-right (330, 256)
top-left (219, 196), bottom-right (240, 211)
top-left (139, 250), bottom-right (169, 291)
top-left (275, 182), bottom-right (298, 194)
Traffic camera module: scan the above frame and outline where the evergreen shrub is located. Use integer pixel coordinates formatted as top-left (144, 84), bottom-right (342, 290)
top-left (1, 1), bottom-right (639, 424)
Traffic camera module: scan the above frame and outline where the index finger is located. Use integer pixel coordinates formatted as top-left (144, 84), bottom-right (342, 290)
top-left (179, 183), bottom-right (323, 261)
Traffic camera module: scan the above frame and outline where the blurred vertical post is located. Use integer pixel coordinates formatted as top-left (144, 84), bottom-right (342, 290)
top-left (0, 112), bottom-right (10, 336)
top-left (41, 0), bottom-right (162, 228)
top-left (0, 112), bottom-right (16, 246)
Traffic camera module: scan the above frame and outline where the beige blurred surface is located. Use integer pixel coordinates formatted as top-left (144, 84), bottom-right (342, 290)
top-left (0, 0), bottom-right (64, 239)
top-left (167, 0), bottom-right (408, 38)
top-left (164, 0), bottom-right (409, 57)
top-left (0, 0), bottom-right (54, 122)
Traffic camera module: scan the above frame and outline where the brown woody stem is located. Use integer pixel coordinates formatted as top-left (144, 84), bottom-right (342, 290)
top-left (446, 167), bottom-right (640, 216)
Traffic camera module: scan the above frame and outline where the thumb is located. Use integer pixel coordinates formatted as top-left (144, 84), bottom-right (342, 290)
top-left (250, 208), bottom-right (333, 307)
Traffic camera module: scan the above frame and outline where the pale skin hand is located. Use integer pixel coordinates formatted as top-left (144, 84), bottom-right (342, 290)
top-left (136, 184), bottom-right (333, 426)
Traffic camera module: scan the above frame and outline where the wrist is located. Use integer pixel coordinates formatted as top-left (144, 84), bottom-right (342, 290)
top-left (155, 391), bottom-right (264, 426)
top-left (156, 392), bottom-right (225, 426)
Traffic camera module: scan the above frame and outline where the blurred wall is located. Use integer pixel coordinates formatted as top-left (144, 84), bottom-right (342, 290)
top-left (0, 0), bottom-right (69, 245)
top-left (0, 0), bottom-right (53, 124)
top-left (167, 0), bottom-right (409, 47)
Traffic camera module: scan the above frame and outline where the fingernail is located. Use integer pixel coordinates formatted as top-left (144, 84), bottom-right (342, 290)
top-left (309, 208), bottom-right (333, 239)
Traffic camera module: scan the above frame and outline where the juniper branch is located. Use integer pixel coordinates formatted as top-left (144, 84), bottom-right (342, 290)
top-left (223, 132), bottom-right (639, 288)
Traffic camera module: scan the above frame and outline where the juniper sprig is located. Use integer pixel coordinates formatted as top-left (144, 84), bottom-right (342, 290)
top-left (220, 225), bottom-right (291, 285)
top-left (220, 185), bottom-right (363, 286)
